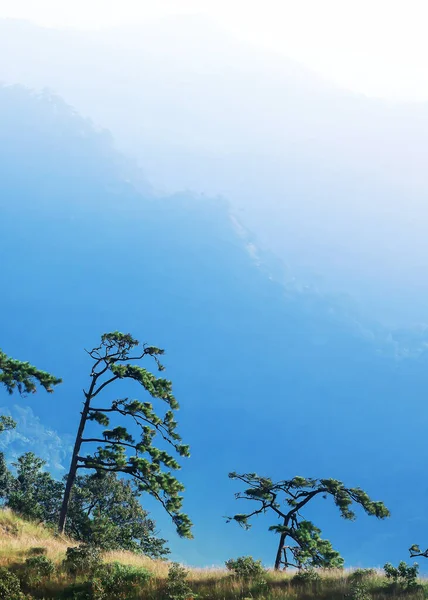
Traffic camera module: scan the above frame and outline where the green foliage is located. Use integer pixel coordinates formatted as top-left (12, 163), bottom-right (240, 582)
top-left (227, 472), bottom-right (390, 569)
top-left (61, 332), bottom-right (192, 539)
top-left (0, 415), bottom-right (16, 433)
top-left (349, 569), bottom-right (377, 583)
top-left (62, 563), bottom-right (151, 600)
top-left (63, 545), bottom-right (102, 577)
top-left (292, 568), bottom-right (321, 585)
top-left (91, 562), bottom-right (151, 600)
top-left (6, 453), bottom-right (63, 523)
top-left (284, 520), bottom-right (344, 569)
top-left (0, 567), bottom-right (24, 600)
top-left (0, 349), bottom-right (61, 395)
top-left (0, 452), bottom-right (14, 500)
top-left (22, 555), bottom-right (55, 584)
top-left (384, 562), bottom-right (419, 589)
top-left (66, 472), bottom-right (169, 558)
top-left (347, 581), bottom-right (372, 600)
top-left (225, 556), bottom-right (265, 580)
top-left (2, 449), bottom-right (168, 557)
top-left (164, 562), bottom-right (195, 600)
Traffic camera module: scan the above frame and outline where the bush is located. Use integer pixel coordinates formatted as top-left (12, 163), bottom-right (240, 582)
top-left (62, 563), bottom-right (151, 600)
top-left (61, 582), bottom-right (93, 600)
top-left (384, 561), bottom-right (419, 589)
top-left (63, 545), bottom-right (101, 577)
top-left (164, 562), bottom-right (195, 600)
top-left (22, 555), bottom-right (55, 585)
top-left (292, 568), bottom-right (321, 586)
top-left (225, 556), bottom-right (265, 580)
top-left (349, 569), bottom-right (376, 582)
top-left (92, 562), bottom-right (151, 600)
top-left (347, 581), bottom-right (372, 600)
top-left (0, 567), bottom-right (25, 600)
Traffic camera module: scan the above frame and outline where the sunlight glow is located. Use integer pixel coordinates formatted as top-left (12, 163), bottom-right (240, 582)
top-left (1, 0), bottom-right (428, 100)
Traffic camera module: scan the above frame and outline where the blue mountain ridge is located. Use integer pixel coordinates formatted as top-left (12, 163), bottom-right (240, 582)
top-left (1, 85), bottom-right (427, 568)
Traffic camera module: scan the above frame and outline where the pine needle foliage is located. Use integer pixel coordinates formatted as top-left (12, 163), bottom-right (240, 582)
top-left (0, 349), bottom-right (61, 395)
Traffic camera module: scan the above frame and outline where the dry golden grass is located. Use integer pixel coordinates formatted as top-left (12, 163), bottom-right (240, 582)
top-left (0, 508), bottom-right (73, 566)
top-left (0, 509), bottom-right (425, 600)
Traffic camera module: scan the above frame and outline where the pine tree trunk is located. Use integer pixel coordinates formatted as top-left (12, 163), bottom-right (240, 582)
top-left (58, 392), bottom-right (92, 533)
top-left (274, 521), bottom-right (288, 570)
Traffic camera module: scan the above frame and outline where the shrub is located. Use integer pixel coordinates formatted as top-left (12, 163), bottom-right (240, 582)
top-left (22, 555), bottom-right (55, 584)
top-left (225, 556), bottom-right (265, 580)
top-left (63, 545), bottom-right (101, 577)
top-left (384, 561), bottom-right (419, 589)
top-left (62, 563), bottom-right (152, 600)
top-left (292, 568), bottom-right (321, 586)
top-left (0, 567), bottom-right (25, 600)
top-left (347, 581), bottom-right (372, 600)
top-left (92, 562), bottom-right (151, 600)
top-left (61, 582), bottom-right (93, 600)
top-left (164, 562), bottom-right (195, 600)
top-left (349, 568), bottom-right (376, 582)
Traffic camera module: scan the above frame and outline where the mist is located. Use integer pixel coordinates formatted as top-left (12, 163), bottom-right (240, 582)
top-left (1, 16), bottom-right (427, 325)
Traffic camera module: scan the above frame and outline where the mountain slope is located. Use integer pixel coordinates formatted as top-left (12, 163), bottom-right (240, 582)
top-left (1, 18), bottom-right (428, 322)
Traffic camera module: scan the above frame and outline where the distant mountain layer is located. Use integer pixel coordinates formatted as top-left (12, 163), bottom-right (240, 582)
top-left (1, 18), bottom-right (428, 323)
top-left (1, 85), bottom-right (428, 568)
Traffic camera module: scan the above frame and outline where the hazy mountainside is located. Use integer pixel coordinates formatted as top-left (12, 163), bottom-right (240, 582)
top-left (1, 85), bottom-right (428, 568)
top-left (1, 17), bottom-right (428, 323)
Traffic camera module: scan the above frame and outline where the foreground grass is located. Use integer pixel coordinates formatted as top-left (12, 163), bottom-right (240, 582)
top-left (0, 509), bottom-right (426, 599)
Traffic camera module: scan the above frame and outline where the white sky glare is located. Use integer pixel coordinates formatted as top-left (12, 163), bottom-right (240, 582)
top-left (1, 0), bottom-right (427, 100)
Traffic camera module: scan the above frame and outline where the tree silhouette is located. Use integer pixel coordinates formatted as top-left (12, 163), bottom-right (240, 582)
top-left (409, 544), bottom-right (428, 559)
top-left (227, 472), bottom-right (390, 570)
top-left (59, 332), bottom-right (192, 539)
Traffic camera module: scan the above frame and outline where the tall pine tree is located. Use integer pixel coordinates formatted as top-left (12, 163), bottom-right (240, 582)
top-left (59, 332), bottom-right (192, 539)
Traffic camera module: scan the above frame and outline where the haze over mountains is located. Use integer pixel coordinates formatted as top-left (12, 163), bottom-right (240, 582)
top-left (1, 81), bottom-right (428, 569)
top-left (2, 16), bottom-right (428, 324)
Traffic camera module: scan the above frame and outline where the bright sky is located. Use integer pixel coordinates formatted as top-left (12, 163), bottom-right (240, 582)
top-left (1, 0), bottom-right (428, 101)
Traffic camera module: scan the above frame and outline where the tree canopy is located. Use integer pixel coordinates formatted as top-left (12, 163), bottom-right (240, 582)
top-left (227, 472), bottom-right (390, 570)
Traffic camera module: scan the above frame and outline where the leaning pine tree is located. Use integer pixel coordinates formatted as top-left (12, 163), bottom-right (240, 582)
top-left (58, 332), bottom-right (192, 538)
top-left (227, 473), bottom-right (390, 570)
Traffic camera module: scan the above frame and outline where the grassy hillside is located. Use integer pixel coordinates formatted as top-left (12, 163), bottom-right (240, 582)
top-left (0, 510), bottom-right (425, 600)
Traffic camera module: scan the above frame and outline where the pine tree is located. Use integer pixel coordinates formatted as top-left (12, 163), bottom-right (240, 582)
top-left (227, 472), bottom-right (390, 570)
top-left (58, 332), bottom-right (192, 539)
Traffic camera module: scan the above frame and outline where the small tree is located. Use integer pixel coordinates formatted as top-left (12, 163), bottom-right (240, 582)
top-left (6, 452), bottom-right (63, 522)
top-left (0, 349), bottom-right (61, 395)
top-left (58, 332), bottom-right (192, 539)
top-left (227, 472), bottom-right (390, 570)
top-left (66, 471), bottom-right (170, 557)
